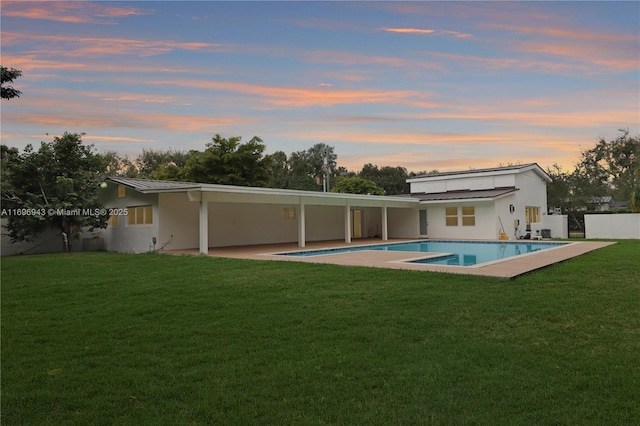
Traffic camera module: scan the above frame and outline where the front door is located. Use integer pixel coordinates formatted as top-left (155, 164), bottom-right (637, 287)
top-left (350, 209), bottom-right (362, 238)
top-left (420, 209), bottom-right (428, 235)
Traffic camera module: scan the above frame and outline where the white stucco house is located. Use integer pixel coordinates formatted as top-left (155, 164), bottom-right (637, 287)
top-left (91, 163), bottom-right (561, 254)
top-left (406, 163), bottom-right (555, 240)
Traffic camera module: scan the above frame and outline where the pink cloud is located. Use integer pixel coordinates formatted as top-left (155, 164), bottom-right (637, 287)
top-left (143, 78), bottom-right (430, 108)
top-left (2, 32), bottom-right (223, 58)
top-left (383, 27), bottom-right (436, 35)
top-left (382, 27), bottom-right (472, 38)
top-left (1, 1), bottom-right (153, 24)
top-left (487, 23), bottom-right (638, 43)
top-left (515, 41), bottom-right (638, 73)
top-left (4, 105), bottom-right (253, 134)
top-left (0, 54), bottom-right (213, 78)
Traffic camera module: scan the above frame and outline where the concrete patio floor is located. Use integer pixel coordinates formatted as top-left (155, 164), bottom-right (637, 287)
top-left (163, 239), bottom-right (615, 279)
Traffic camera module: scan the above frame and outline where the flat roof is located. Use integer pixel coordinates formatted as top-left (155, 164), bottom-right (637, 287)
top-left (407, 163), bottom-right (551, 183)
top-left (409, 187), bottom-right (518, 202)
top-left (106, 176), bottom-right (419, 204)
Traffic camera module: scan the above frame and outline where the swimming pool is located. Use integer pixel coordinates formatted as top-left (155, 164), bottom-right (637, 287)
top-left (277, 240), bottom-right (567, 267)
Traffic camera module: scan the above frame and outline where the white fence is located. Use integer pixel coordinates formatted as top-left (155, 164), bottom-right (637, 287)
top-left (542, 214), bottom-right (568, 239)
top-left (1, 218), bottom-right (103, 256)
top-left (585, 214), bottom-right (640, 239)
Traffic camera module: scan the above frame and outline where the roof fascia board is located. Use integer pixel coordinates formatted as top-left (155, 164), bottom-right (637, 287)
top-left (107, 176), bottom-right (419, 205)
top-left (419, 198), bottom-right (498, 205)
top-left (407, 163), bottom-right (551, 183)
top-left (199, 191), bottom-right (418, 207)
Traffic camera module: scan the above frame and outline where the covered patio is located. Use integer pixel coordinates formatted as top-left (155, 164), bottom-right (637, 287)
top-left (148, 182), bottom-right (421, 254)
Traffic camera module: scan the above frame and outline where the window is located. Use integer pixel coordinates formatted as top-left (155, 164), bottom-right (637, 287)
top-left (117, 185), bottom-right (126, 198)
top-left (525, 206), bottom-right (540, 223)
top-left (446, 206), bottom-right (476, 227)
top-left (445, 207), bottom-right (458, 226)
top-left (282, 207), bottom-right (296, 220)
top-left (127, 205), bottom-right (153, 225)
top-left (462, 206), bottom-right (475, 226)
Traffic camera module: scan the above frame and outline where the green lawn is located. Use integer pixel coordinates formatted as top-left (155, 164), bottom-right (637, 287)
top-left (2, 240), bottom-right (639, 425)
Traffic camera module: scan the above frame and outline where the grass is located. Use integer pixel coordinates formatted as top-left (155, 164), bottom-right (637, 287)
top-left (2, 240), bottom-right (639, 425)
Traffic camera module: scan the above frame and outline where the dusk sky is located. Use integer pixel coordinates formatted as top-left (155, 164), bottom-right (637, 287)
top-left (2, 1), bottom-right (638, 173)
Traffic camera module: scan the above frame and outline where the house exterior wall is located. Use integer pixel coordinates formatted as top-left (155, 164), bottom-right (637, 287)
top-left (158, 192), bottom-right (199, 250)
top-left (387, 208), bottom-right (420, 238)
top-left (208, 202), bottom-right (299, 247)
top-left (99, 184), bottom-right (159, 253)
top-left (304, 205), bottom-right (344, 242)
top-left (410, 174), bottom-right (517, 194)
top-left (513, 171), bottom-right (548, 237)
top-left (353, 207), bottom-right (383, 238)
top-left (494, 195), bottom-right (518, 238)
top-left (410, 169), bottom-right (549, 240)
top-left (424, 201), bottom-right (497, 240)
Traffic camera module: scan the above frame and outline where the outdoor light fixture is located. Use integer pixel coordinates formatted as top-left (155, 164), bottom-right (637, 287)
top-left (509, 204), bottom-right (515, 213)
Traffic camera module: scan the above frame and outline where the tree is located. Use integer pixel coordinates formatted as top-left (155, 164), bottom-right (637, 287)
top-left (265, 150), bottom-right (319, 190)
top-left (1, 133), bottom-right (108, 248)
top-left (287, 144), bottom-right (337, 190)
top-left (331, 176), bottom-right (384, 195)
top-left (183, 134), bottom-right (271, 186)
top-left (103, 151), bottom-right (139, 177)
top-left (546, 164), bottom-right (574, 213)
top-left (306, 143), bottom-right (337, 185)
top-left (358, 163), bottom-right (409, 195)
top-left (631, 185), bottom-right (640, 213)
top-left (135, 148), bottom-right (190, 179)
top-left (575, 129), bottom-right (640, 204)
top-left (265, 150), bottom-right (290, 188)
top-left (1, 66), bottom-right (22, 100)
top-left (546, 163), bottom-right (587, 229)
top-left (408, 170), bottom-right (439, 178)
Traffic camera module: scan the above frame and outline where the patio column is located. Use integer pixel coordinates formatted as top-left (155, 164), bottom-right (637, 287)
top-left (199, 199), bottom-right (208, 254)
top-left (345, 201), bottom-right (351, 244)
top-left (298, 201), bottom-right (306, 247)
top-left (382, 204), bottom-right (388, 241)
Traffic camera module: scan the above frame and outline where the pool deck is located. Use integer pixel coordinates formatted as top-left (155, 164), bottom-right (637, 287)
top-left (163, 239), bottom-right (615, 279)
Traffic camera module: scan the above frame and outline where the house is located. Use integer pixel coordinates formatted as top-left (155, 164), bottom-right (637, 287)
top-left (589, 196), bottom-right (614, 211)
top-left (94, 163), bottom-right (556, 254)
top-left (587, 196), bottom-right (629, 212)
top-left (406, 163), bottom-right (552, 240)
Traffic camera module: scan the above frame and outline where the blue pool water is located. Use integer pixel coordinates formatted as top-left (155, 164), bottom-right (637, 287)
top-left (277, 240), bottom-right (567, 266)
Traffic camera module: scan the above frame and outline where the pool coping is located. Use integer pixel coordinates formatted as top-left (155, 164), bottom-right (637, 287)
top-left (163, 238), bottom-right (616, 279)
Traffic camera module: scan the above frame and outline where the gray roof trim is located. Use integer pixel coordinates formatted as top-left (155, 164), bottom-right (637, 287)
top-left (410, 187), bottom-right (519, 202)
top-left (106, 177), bottom-right (419, 203)
top-left (107, 177), bottom-right (200, 192)
top-left (407, 163), bottom-right (551, 183)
